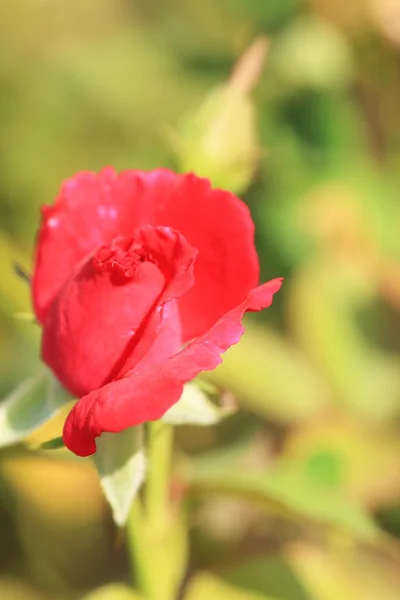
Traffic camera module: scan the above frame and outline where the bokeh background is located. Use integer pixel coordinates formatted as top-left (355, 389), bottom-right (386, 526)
top-left (1, 0), bottom-right (400, 598)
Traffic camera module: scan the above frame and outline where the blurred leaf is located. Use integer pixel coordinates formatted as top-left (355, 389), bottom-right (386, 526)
top-left (287, 261), bottom-right (400, 419)
top-left (264, 465), bottom-right (378, 540)
top-left (205, 322), bottom-right (329, 424)
top-left (287, 541), bottom-right (400, 600)
top-left (94, 426), bottom-right (146, 527)
top-left (81, 583), bottom-right (143, 600)
top-left (162, 382), bottom-right (235, 426)
top-left (222, 555), bottom-right (311, 600)
top-left (33, 436), bottom-right (65, 451)
top-left (185, 571), bottom-right (279, 600)
top-left (23, 404), bottom-right (74, 450)
top-left (0, 371), bottom-right (71, 448)
top-left (188, 464), bottom-right (378, 540)
top-left (282, 417), bottom-right (400, 509)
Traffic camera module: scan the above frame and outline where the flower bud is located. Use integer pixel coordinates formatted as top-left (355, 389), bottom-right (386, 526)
top-left (175, 38), bottom-right (268, 194)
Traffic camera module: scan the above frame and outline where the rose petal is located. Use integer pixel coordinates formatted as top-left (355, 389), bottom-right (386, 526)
top-left (33, 169), bottom-right (259, 340)
top-left (32, 167), bottom-right (144, 323)
top-left (130, 170), bottom-right (260, 340)
top-left (63, 278), bottom-right (283, 456)
top-left (42, 227), bottom-right (196, 397)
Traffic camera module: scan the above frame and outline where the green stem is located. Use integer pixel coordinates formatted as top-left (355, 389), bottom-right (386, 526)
top-left (127, 421), bottom-right (174, 600)
top-left (126, 499), bottom-right (153, 598)
top-left (146, 420), bottom-right (173, 524)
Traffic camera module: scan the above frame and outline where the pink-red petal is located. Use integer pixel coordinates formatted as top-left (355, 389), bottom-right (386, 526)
top-left (32, 168), bottom-right (144, 323)
top-left (33, 168), bottom-right (259, 341)
top-left (63, 278), bottom-right (283, 457)
top-left (128, 170), bottom-right (260, 340)
top-left (42, 227), bottom-right (197, 397)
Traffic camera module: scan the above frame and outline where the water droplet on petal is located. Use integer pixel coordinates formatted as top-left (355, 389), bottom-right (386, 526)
top-left (47, 217), bottom-right (59, 229)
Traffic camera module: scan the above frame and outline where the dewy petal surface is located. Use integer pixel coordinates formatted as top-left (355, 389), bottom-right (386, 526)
top-left (33, 168), bottom-right (259, 339)
top-left (42, 226), bottom-right (197, 397)
top-left (32, 168), bottom-right (144, 323)
top-left (63, 278), bottom-right (283, 456)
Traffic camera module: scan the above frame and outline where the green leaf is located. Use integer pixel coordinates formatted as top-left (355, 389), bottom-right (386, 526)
top-left (287, 262), bottom-right (400, 419)
top-left (265, 466), bottom-right (378, 540)
top-left (32, 436), bottom-right (65, 451)
top-left (221, 556), bottom-right (311, 600)
top-left (282, 419), bottom-right (400, 508)
top-left (188, 467), bottom-right (378, 541)
top-left (94, 426), bottom-right (146, 527)
top-left (0, 371), bottom-right (71, 448)
top-left (162, 383), bottom-right (235, 426)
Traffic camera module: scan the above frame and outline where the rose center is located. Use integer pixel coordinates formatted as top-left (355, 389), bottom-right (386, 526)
top-left (93, 236), bottom-right (154, 282)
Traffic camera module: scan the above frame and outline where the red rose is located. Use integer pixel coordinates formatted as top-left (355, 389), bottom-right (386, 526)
top-left (32, 168), bottom-right (282, 457)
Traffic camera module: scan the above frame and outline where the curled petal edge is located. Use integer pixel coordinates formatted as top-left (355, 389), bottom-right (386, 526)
top-left (63, 278), bottom-right (283, 456)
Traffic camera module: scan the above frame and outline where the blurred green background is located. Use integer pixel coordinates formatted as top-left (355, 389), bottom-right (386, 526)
top-left (2, 0), bottom-right (400, 598)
